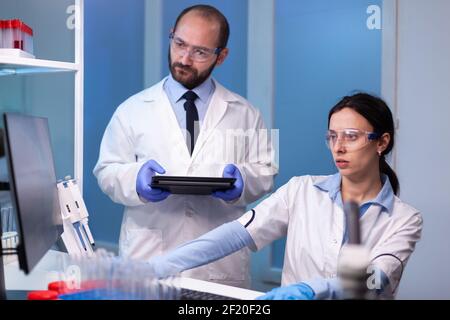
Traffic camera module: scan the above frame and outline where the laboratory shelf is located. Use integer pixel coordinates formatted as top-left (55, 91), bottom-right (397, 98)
top-left (0, 55), bottom-right (79, 76)
top-left (0, 0), bottom-right (84, 190)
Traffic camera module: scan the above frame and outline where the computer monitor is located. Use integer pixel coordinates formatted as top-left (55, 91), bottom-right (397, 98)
top-left (0, 112), bottom-right (63, 299)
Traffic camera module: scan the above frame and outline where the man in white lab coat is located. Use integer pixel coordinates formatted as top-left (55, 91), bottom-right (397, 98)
top-left (93, 5), bottom-right (277, 288)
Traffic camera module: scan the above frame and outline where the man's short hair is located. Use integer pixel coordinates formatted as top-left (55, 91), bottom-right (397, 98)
top-left (173, 5), bottom-right (230, 49)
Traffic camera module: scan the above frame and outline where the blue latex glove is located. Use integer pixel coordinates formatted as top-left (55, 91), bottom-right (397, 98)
top-left (212, 164), bottom-right (243, 202)
top-left (256, 283), bottom-right (315, 300)
top-left (136, 159), bottom-right (170, 202)
top-left (148, 221), bottom-right (254, 278)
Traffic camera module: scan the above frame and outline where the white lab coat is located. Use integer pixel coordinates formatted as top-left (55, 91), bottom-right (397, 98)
top-left (238, 175), bottom-right (423, 294)
top-left (93, 77), bottom-right (277, 288)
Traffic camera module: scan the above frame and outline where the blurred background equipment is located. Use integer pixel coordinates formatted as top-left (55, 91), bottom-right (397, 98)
top-left (337, 201), bottom-right (371, 300)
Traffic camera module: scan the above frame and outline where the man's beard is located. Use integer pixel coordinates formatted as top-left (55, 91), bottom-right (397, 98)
top-left (169, 51), bottom-right (216, 89)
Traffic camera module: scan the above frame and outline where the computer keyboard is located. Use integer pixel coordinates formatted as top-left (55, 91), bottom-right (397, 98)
top-left (180, 288), bottom-right (235, 300)
top-left (177, 277), bottom-right (264, 300)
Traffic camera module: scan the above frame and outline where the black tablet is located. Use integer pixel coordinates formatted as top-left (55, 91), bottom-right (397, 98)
top-left (151, 176), bottom-right (236, 195)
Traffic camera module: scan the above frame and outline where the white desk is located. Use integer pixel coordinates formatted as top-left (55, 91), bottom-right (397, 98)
top-left (4, 249), bottom-right (69, 291)
top-left (4, 250), bottom-right (264, 300)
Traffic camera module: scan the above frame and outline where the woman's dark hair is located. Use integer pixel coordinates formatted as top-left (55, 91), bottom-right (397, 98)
top-left (328, 93), bottom-right (399, 195)
top-left (173, 5), bottom-right (230, 49)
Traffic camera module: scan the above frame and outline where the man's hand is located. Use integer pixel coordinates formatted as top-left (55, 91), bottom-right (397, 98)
top-left (136, 160), bottom-right (170, 202)
top-left (212, 164), bottom-right (243, 202)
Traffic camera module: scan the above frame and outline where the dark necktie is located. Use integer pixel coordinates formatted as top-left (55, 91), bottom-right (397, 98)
top-left (182, 91), bottom-right (199, 155)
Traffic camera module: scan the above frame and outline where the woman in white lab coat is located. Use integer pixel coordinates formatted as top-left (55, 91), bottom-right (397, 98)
top-left (149, 93), bottom-right (423, 299)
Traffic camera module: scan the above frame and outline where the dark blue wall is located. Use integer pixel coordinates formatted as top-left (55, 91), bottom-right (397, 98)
top-left (84, 0), bottom-right (145, 243)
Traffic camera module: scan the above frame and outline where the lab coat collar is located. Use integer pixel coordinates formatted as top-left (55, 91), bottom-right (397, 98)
top-left (141, 76), bottom-right (239, 162)
top-left (142, 78), bottom-right (167, 102)
top-left (314, 173), bottom-right (395, 214)
top-left (368, 175), bottom-right (395, 214)
top-left (314, 173), bottom-right (341, 202)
